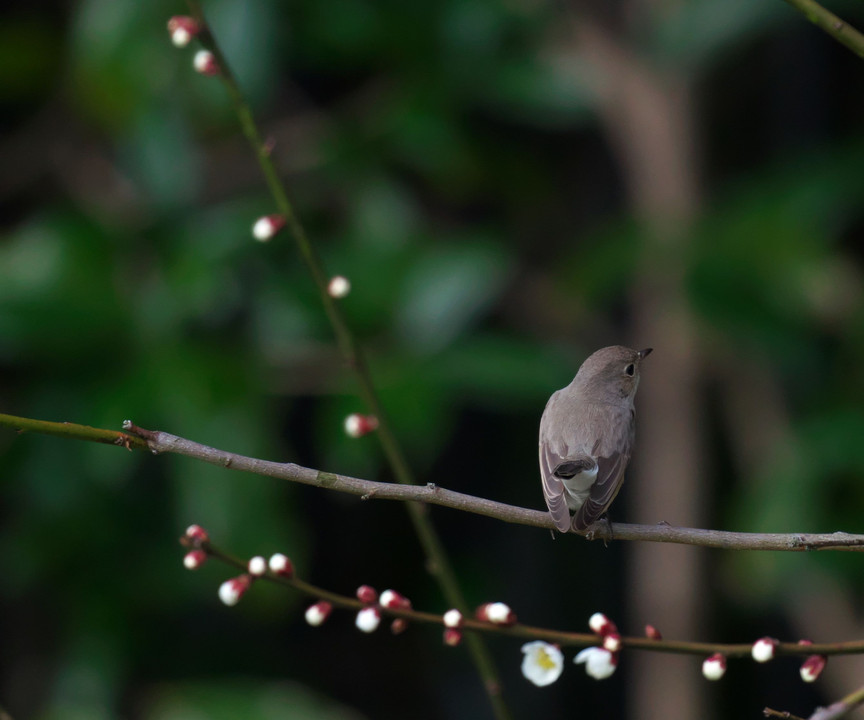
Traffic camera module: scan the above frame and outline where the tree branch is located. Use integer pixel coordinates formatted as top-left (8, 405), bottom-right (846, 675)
top-left (806, 682), bottom-right (864, 719)
top-left (780, 0), bottom-right (864, 59)
top-left (0, 412), bottom-right (147, 450)
top-left (188, 532), bottom-right (864, 658)
top-left (118, 420), bottom-right (864, 552)
top-left (3, 411), bottom-right (864, 552)
top-left (191, 5), bottom-right (512, 715)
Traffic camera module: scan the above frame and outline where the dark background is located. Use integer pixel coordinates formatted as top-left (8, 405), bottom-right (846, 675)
top-left (2, 0), bottom-right (864, 718)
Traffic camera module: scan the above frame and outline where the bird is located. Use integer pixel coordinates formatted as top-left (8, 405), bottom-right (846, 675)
top-left (539, 345), bottom-right (652, 533)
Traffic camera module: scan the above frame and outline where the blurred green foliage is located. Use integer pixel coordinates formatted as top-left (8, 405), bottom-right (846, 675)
top-left (1, 0), bottom-right (864, 718)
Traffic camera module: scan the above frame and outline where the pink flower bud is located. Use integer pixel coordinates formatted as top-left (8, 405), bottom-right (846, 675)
top-left (247, 556), bottom-right (267, 576)
top-left (356, 606), bottom-right (381, 633)
top-left (752, 637), bottom-right (778, 663)
top-left (218, 575), bottom-right (252, 606)
top-left (477, 602), bottom-right (516, 625)
top-left (252, 214), bottom-right (286, 242)
top-left (344, 414), bottom-right (379, 438)
top-left (193, 50), bottom-right (220, 76)
top-left (379, 589), bottom-right (409, 609)
top-left (268, 553), bottom-right (294, 578)
top-left (185, 524), bottom-right (209, 543)
top-left (327, 276), bottom-right (351, 299)
top-left (602, 633), bottom-right (622, 653)
top-left (183, 549), bottom-right (207, 570)
top-left (167, 16), bottom-right (201, 47)
top-left (305, 601), bottom-right (332, 626)
top-left (588, 612), bottom-right (618, 636)
top-left (800, 654), bottom-right (827, 682)
top-left (645, 624), bottom-right (662, 640)
top-left (443, 609), bottom-right (463, 628)
top-left (702, 653), bottom-right (727, 680)
top-left (443, 628), bottom-right (463, 646)
top-left (356, 585), bottom-right (378, 604)
top-left (390, 618), bottom-right (408, 634)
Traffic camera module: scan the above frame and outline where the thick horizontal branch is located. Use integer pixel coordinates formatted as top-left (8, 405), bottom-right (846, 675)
top-left (0, 412), bottom-right (148, 450)
top-left (120, 420), bottom-right (864, 553)
top-left (3, 412), bottom-right (864, 552)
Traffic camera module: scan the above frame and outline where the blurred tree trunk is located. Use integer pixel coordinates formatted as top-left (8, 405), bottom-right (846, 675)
top-left (575, 14), bottom-right (707, 720)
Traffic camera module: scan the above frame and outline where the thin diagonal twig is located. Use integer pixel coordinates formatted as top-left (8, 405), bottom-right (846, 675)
top-left (780, 0), bottom-right (864, 59)
top-left (180, 4), bottom-right (510, 717)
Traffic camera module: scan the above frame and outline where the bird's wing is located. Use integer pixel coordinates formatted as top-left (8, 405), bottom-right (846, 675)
top-left (571, 407), bottom-right (635, 531)
top-left (539, 442), bottom-right (573, 533)
top-left (571, 451), bottom-right (629, 531)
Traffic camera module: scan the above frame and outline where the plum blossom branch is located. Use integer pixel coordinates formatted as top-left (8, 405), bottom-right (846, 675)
top-left (172, 4), bottom-right (509, 717)
top-left (183, 525), bottom-right (864, 672)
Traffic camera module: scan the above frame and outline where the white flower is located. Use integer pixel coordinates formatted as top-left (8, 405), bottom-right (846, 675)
top-left (702, 653), bottom-right (727, 680)
top-left (574, 647), bottom-right (617, 680)
top-left (521, 641), bottom-right (564, 687)
top-left (355, 606), bottom-right (381, 633)
top-left (751, 637), bottom-right (777, 663)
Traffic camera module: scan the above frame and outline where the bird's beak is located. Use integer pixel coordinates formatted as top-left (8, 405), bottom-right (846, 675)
top-left (638, 348), bottom-right (653, 359)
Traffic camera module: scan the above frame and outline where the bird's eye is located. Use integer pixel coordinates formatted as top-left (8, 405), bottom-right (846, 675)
top-left (624, 363), bottom-right (635, 377)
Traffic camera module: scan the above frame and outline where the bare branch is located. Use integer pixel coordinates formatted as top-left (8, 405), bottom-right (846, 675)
top-left (4, 411), bottom-right (864, 553)
top-left (122, 421), bottom-right (864, 553)
top-left (780, 0), bottom-right (864, 60)
top-left (806, 683), bottom-right (864, 720)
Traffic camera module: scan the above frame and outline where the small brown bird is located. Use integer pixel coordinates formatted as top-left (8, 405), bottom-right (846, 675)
top-left (539, 345), bottom-right (652, 532)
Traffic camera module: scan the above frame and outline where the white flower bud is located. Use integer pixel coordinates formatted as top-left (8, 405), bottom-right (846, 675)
top-left (752, 637), bottom-right (777, 663)
top-left (702, 653), bottom-right (727, 680)
top-left (355, 606), bottom-right (382, 633)
top-left (327, 275), bottom-right (351, 298)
